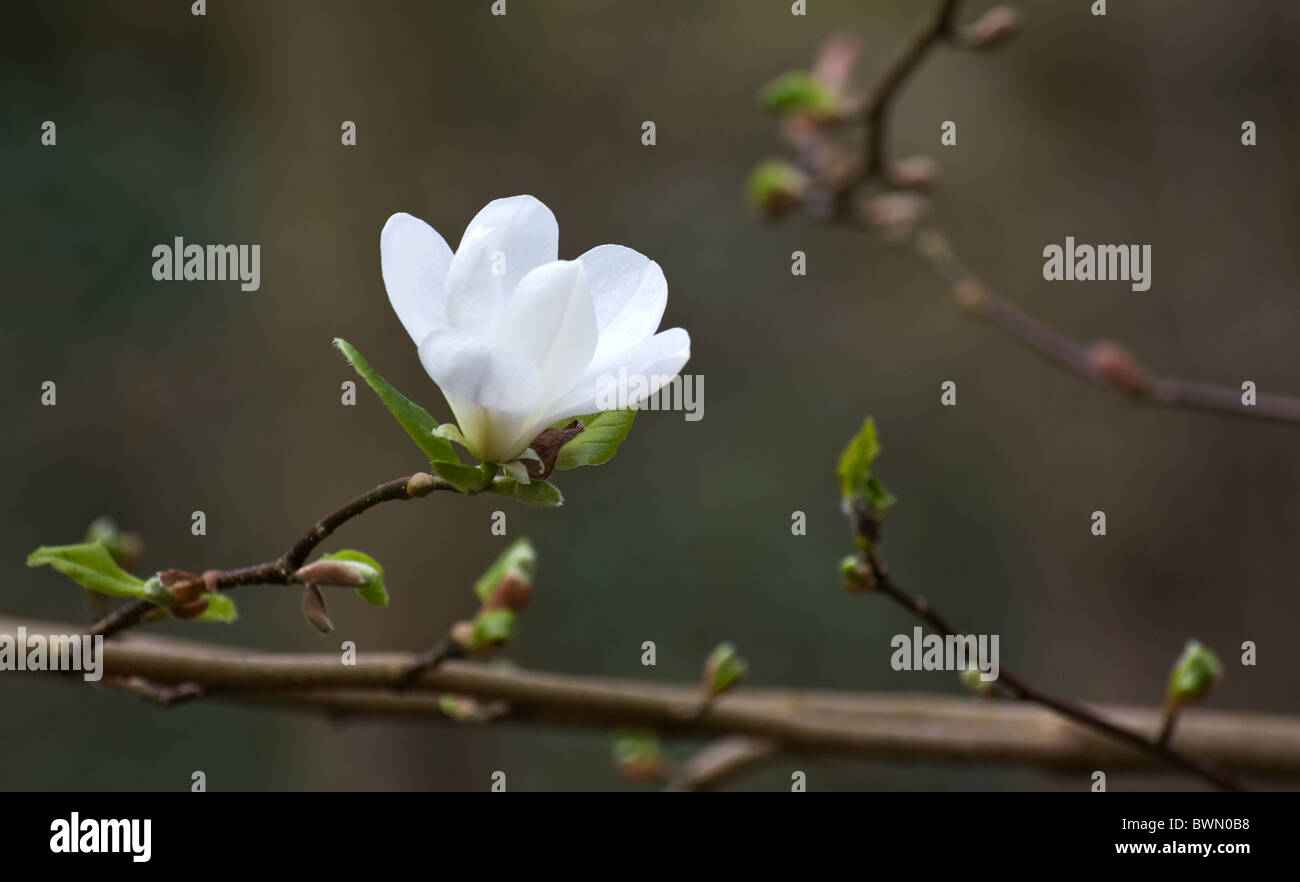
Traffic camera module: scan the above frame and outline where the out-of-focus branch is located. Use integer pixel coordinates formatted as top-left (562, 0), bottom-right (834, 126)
top-left (8, 615), bottom-right (1300, 783)
top-left (912, 228), bottom-right (1300, 424)
top-left (88, 472), bottom-right (454, 639)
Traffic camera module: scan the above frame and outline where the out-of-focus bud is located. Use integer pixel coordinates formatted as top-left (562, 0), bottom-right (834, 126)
top-left (746, 160), bottom-right (810, 219)
top-left (172, 597), bottom-right (211, 620)
top-left (85, 517), bottom-right (144, 572)
top-left (470, 609), bottom-right (517, 650)
top-left (886, 155), bottom-right (940, 191)
top-left (450, 620), bottom-right (476, 651)
top-left (294, 558), bottom-right (380, 589)
top-left (438, 694), bottom-right (479, 723)
top-left (1166, 641), bottom-right (1222, 710)
top-left (960, 667), bottom-right (996, 696)
top-left (300, 583), bottom-right (334, 634)
top-left (861, 191), bottom-right (929, 235)
top-left (839, 555), bottom-right (875, 593)
top-left (1088, 340), bottom-right (1155, 398)
top-left (486, 572), bottom-right (533, 612)
top-left (702, 642), bottom-right (747, 699)
top-left (963, 6), bottom-right (1021, 50)
top-left (759, 71), bottom-right (842, 120)
top-left (612, 730), bottom-right (665, 783)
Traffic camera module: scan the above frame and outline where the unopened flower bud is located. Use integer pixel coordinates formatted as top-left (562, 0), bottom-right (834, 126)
top-left (612, 730), bottom-right (664, 783)
top-left (171, 598), bottom-right (210, 620)
top-left (964, 6), bottom-right (1021, 50)
top-left (886, 155), bottom-right (940, 191)
top-left (839, 555), bottom-right (874, 592)
top-left (159, 569), bottom-right (204, 604)
top-left (405, 472), bottom-right (438, 498)
top-left (300, 584), bottom-right (334, 634)
top-left (486, 572), bottom-right (533, 612)
top-left (450, 620), bottom-right (476, 650)
top-left (1166, 641), bottom-right (1222, 710)
top-left (294, 558), bottom-right (379, 588)
top-left (1089, 340), bottom-right (1155, 398)
top-left (746, 160), bottom-right (810, 219)
top-left (862, 192), bottom-right (928, 235)
top-left (702, 642), bottom-right (747, 699)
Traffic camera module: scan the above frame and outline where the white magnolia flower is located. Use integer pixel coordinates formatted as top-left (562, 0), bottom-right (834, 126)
top-left (381, 195), bottom-right (691, 464)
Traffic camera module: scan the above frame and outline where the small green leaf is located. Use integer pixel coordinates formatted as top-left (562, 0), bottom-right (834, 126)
top-left (759, 71), bottom-right (839, 116)
top-left (1167, 641), bottom-right (1222, 708)
top-left (334, 338), bottom-right (459, 465)
top-left (837, 417), bottom-right (894, 516)
top-left (746, 160), bottom-right (809, 215)
top-left (195, 593), bottom-right (239, 623)
top-left (27, 542), bottom-right (147, 598)
top-left (432, 460), bottom-right (494, 494)
top-left (320, 549), bottom-right (387, 607)
top-left (487, 476), bottom-right (564, 507)
top-left (473, 538), bottom-right (536, 605)
top-left (471, 608), bottom-right (517, 649)
top-left (553, 410), bottom-right (637, 470)
top-left (704, 642), bottom-right (747, 697)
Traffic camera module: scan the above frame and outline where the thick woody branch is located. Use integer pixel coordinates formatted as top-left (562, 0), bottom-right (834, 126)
top-left (9, 616), bottom-right (1300, 783)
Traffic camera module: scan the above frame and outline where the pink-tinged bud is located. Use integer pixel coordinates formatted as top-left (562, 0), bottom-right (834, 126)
top-left (300, 584), bottom-right (333, 634)
top-left (202, 569), bottom-right (222, 594)
top-left (172, 598), bottom-right (210, 620)
top-left (1089, 340), bottom-right (1155, 397)
top-left (862, 192), bottom-right (928, 234)
top-left (486, 572), bottom-right (533, 612)
top-left (964, 6), bottom-right (1021, 50)
top-left (294, 559), bottom-right (379, 588)
top-left (886, 155), bottom-right (940, 191)
top-left (159, 569), bottom-right (204, 604)
top-left (450, 621), bottom-right (476, 650)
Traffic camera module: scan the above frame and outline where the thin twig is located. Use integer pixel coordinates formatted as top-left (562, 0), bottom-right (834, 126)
top-left (849, 504), bottom-right (1252, 792)
top-left (913, 228), bottom-right (1300, 425)
top-left (89, 472), bottom-right (454, 639)
top-left (664, 736), bottom-right (779, 792)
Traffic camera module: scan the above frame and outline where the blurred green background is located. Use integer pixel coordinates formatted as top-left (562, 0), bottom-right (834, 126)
top-left (3, 0), bottom-right (1298, 791)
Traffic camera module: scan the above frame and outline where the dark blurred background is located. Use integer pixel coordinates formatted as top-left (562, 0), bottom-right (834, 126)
top-left (3, 0), bottom-right (1298, 791)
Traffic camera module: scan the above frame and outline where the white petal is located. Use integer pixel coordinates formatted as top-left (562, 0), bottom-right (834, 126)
top-left (418, 327), bottom-right (543, 416)
top-left (444, 196), bottom-right (558, 336)
top-left (493, 260), bottom-right (598, 404)
top-left (381, 213), bottom-right (453, 345)
top-left (577, 244), bottom-right (668, 362)
top-left (537, 327), bottom-right (691, 425)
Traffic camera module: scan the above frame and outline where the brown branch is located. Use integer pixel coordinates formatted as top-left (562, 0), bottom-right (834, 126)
top-left (848, 504), bottom-right (1252, 792)
top-left (664, 736), bottom-right (779, 792)
top-left (8, 615), bottom-right (1300, 783)
top-left (913, 229), bottom-right (1300, 425)
top-left (856, 0), bottom-right (962, 183)
top-left (88, 472), bottom-right (454, 639)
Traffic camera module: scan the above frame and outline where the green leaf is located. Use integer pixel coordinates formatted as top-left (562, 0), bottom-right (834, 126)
top-left (704, 642), bottom-right (747, 697)
top-left (432, 460), bottom-right (494, 494)
top-left (334, 338), bottom-right (459, 465)
top-left (759, 71), bottom-right (839, 116)
top-left (26, 542), bottom-right (147, 598)
top-left (745, 160), bottom-right (809, 213)
top-left (837, 417), bottom-right (894, 515)
top-left (553, 410), bottom-right (637, 470)
top-left (1167, 641), bottom-right (1222, 707)
top-left (472, 608), bottom-right (517, 649)
top-left (474, 538), bottom-right (536, 605)
top-left (487, 476), bottom-right (563, 507)
top-left (195, 593), bottom-right (239, 623)
top-left (320, 549), bottom-right (388, 606)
